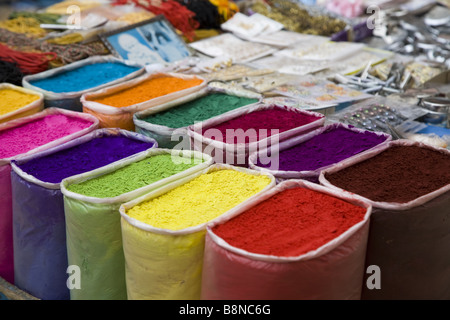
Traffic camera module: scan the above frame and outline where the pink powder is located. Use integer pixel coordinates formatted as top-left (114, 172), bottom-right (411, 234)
top-left (0, 114), bottom-right (94, 159)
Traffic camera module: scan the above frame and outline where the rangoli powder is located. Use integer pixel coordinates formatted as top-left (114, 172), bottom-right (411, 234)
top-left (142, 93), bottom-right (259, 128)
top-left (125, 170), bottom-right (272, 231)
top-left (89, 76), bottom-right (204, 108)
top-left (16, 135), bottom-right (155, 183)
top-left (66, 153), bottom-right (203, 198)
top-left (201, 108), bottom-right (321, 143)
top-left (29, 62), bottom-right (140, 93)
top-left (212, 187), bottom-right (366, 257)
top-left (0, 114), bottom-right (93, 159)
top-left (0, 88), bottom-right (41, 116)
top-left (257, 126), bottom-right (389, 171)
top-left (324, 145), bottom-right (450, 203)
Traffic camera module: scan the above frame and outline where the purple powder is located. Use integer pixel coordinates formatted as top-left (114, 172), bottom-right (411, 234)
top-left (258, 125), bottom-right (389, 171)
top-left (15, 135), bottom-right (155, 183)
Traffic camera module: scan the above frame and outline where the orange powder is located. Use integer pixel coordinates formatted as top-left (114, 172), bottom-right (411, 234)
top-left (90, 76), bottom-right (204, 108)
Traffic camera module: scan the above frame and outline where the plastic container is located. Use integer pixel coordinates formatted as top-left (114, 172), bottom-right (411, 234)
top-left (60, 148), bottom-right (213, 300)
top-left (81, 72), bottom-right (207, 131)
top-left (0, 83), bottom-right (44, 124)
top-left (187, 104), bottom-right (325, 167)
top-left (249, 122), bottom-right (392, 183)
top-left (10, 128), bottom-right (157, 300)
top-left (133, 86), bottom-right (261, 149)
top-left (22, 56), bottom-right (144, 111)
top-left (0, 108), bottom-right (98, 284)
top-left (202, 179), bottom-right (372, 300)
top-left (319, 140), bottom-right (450, 300)
top-left (119, 164), bottom-right (275, 300)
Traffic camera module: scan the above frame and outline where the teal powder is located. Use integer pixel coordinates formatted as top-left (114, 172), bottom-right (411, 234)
top-left (142, 93), bottom-right (259, 128)
top-left (29, 62), bottom-right (140, 93)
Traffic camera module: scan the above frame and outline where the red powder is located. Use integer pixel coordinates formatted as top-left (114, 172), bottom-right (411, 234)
top-left (212, 187), bottom-right (366, 257)
top-left (201, 108), bottom-right (321, 143)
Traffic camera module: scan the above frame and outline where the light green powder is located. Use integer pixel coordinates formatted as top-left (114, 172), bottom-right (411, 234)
top-left (66, 154), bottom-right (203, 198)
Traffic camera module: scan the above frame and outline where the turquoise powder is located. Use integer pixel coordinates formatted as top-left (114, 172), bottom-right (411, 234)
top-left (29, 62), bottom-right (140, 93)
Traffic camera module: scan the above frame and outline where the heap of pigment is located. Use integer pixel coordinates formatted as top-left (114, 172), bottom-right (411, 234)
top-left (142, 93), bottom-right (259, 128)
top-left (0, 88), bottom-right (40, 116)
top-left (125, 169), bottom-right (272, 231)
top-left (29, 62), bottom-right (141, 93)
top-left (16, 135), bottom-right (155, 183)
top-left (324, 145), bottom-right (450, 203)
top-left (200, 107), bottom-right (322, 143)
top-left (257, 126), bottom-right (389, 171)
top-left (0, 114), bottom-right (94, 159)
top-left (89, 76), bottom-right (204, 108)
top-left (212, 187), bottom-right (366, 257)
top-left (66, 153), bottom-right (204, 198)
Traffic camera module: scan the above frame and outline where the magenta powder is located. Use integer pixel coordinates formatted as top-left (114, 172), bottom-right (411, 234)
top-left (201, 107), bottom-right (321, 143)
top-left (0, 114), bottom-right (93, 159)
top-left (257, 126), bottom-right (389, 171)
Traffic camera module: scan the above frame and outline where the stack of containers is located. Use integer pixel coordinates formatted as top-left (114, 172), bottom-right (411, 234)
top-left (0, 84), bottom-right (44, 124)
top-left (133, 86), bottom-right (262, 149)
top-left (22, 56), bottom-right (144, 111)
top-left (10, 129), bottom-right (157, 300)
top-left (118, 164), bottom-right (275, 300)
top-left (202, 179), bottom-right (372, 300)
top-left (320, 140), bottom-right (450, 299)
top-left (81, 72), bottom-right (207, 131)
top-left (187, 104), bottom-right (325, 167)
top-left (249, 122), bottom-right (392, 183)
top-left (0, 108), bottom-right (98, 284)
top-left (60, 149), bottom-right (213, 300)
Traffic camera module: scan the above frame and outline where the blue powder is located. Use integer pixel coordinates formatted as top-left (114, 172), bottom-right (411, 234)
top-left (15, 135), bottom-right (155, 183)
top-left (29, 62), bottom-right (141, 93)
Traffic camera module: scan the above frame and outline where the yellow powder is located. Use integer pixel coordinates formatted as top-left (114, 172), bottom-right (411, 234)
top-left (125, 169), bottom-right (272, 231)
top-left (0, 89), bottom-right (41, 116)
top-left (90, 76), bottom-right (204, 108)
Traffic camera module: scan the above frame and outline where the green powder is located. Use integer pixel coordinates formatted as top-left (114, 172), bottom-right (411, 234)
top-left (142, 93), bottom-right (259, 128)
top-left (66, 154), bottom-right (203, 198)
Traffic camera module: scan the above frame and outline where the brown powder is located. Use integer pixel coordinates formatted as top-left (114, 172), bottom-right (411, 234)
top-left (324, 145), bottom-right (450, 203)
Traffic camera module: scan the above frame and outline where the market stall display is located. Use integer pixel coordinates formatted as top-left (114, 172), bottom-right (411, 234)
top-left (10, 129), bottom-right (157, 300)
top-left (60, 149), bottom-right (212, 300)
top-left (0, 0), bottom-right (449, 302)
top-left (0, 108), bottom-right (98, 285)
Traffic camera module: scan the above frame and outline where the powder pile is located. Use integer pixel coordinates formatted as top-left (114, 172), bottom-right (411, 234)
top-left (89, 76), bottom-right (204, 108)
top-left (125, 170), bottom-right (272, 231)
top-left (66, 153), bottom-right (203, 198)
top-left (142, 93), bottom-right (258, 128)
top-left (324, 145), bottom-right (450, 203)
top-left (257, 126), bottom-right (389, 171)
top-left (29, 62), bottom-right (140, 93)
top-left (0, 88), bottom-right (40, 116)
top-left (0, 114), bottom-right (94, 159)
top-left (16, 135), bottom-right (155, 183)
top-left (201, 108), bottom-right (321, 143)
top-left (212, 187), bottom-right (366, 257)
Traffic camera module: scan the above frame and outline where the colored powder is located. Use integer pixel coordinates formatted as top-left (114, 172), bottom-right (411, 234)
top-left (212, 187), bottom-right (366, 257)
top-left (201, 108), bottom-right (321, 143)
top-left (142, 93), bottom-right (259, 128)
top-left (324, 145), bottom-right (450, 203)
top-left (90, 76), bottom-right (204, 108)
top-left (66, 154), bottom-right (203, 198)
top-left (0, 114), bottom-right (93, 159)
top-left (29, 62), bottom-right (140, 93)
top-left (125, 170), bottom-right (272, 231)
top-left (257, 126), bottom-right (389, 171)
top-left (0, 89), bottom-right (40, 116)
top-left (16, 135), bottom-right (155, 184)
